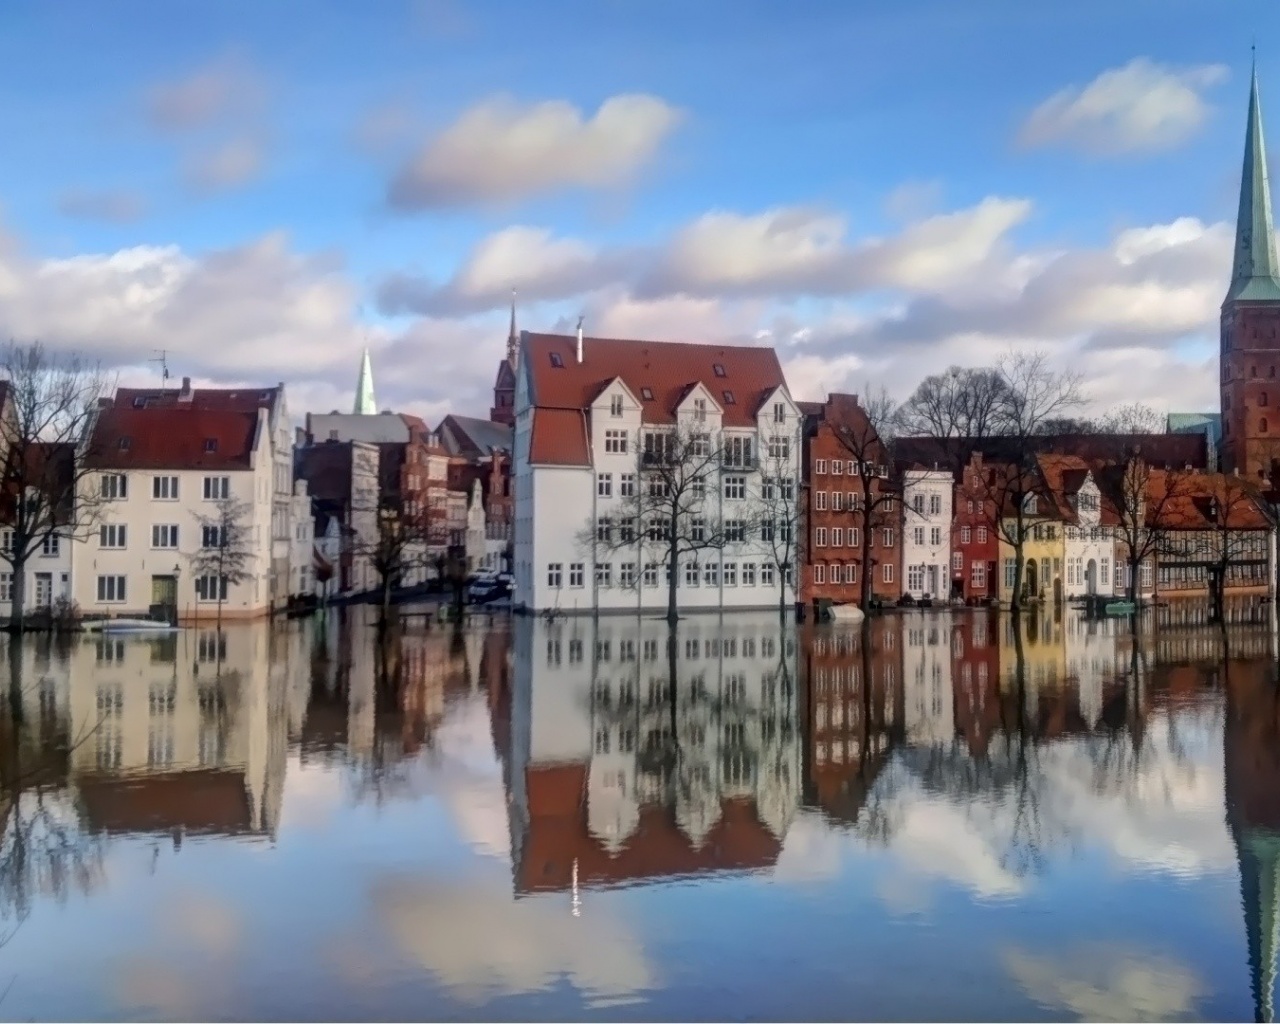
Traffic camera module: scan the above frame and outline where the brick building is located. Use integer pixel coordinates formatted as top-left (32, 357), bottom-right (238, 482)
top-left (799, 394), bottom-right (900, 611)
top-left (951, 453), bottom-right (1000, 603)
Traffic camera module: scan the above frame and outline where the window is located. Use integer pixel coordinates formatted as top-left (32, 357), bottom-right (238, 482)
top-left (713, 363), bottom-right (727, 378)
top-left (152, 475), bottom-right (178, 500)
top-left (202, 476), bottom-right (230, 501)
top-left (831, 491), bottom-right (843, 512)
top-left (597, 473), bottom-right (612, 497)
top-left (972, 562), bottom-right (986, 588)
top-left (831, 460), bottom-right (843, 477)
top-left (961, 526), bottom-right (971, 544)
top-left (929, 495), bottom-right (941, 515)
top-left (40, 534), bottom-right (59, 557)
top-left (595, 563), bottom-right (612, 587)
top-left (547, 563), bottom-right (563, 588)
top-left (913, 527), bottom-right (924, 545)
top-left (832, 526), bottom-right (843, 547)
top-left (912, 494), bottom-right (925, 514)
top-left (201, 525), bottom-right (225, 549)
top-left (1003, 558), bottom-right (1016, 589)
top-left (195, 575), bottom-right (229, 602)
top-left (815, 491), bottom-right (827, 511)
top-left (643, 563), bottom-right (659, 587)
top-left (151, 524), bottom-right (179, 549)
top-left (725, 476), bottom-right (746, 499)
top-left (703, 561), bottom-right (719, 587)
top-left (722, 389), bottom-right (736, 405)
top-left (1101, 557), bottom-right (1110, 586)
top-left (641, 387), bottom-right (654, 400)
top-left (967, 500), bottom-right (974, 514)
top-left (685, 561), bottom-right (700, 586)
top-left (882, 563), bottom-right (894, 583)
top-left (0, 573), bottom-right (10, 601)
top-left (101, 474), bottom-right (127, 500)
top-left (816, 459), bottom-right (827, 474)
top-left (620, 473), bottom-right (636, 497)
top-left (882, 528), bottom-right (894, 547)
top-left (605, 429), bottom-right (627, 453)
top-left (1023, 494), bottom-right (1038, 514)
top-left (1263, 417), bottom-right (1269, 433)
top-left (620, 518), bottom-right (636, 543)
top-left (643, 430), bottom-right (675, 464)
top-left (725, 519), bottom-right (746, 542)
top-left (620, 562), bottom-right (636, 588)
top-left (596, 518), bottom-right (613, 543)
top-left (97, 575), bottom-right (126, 602)
top-left (610, 394), bottom-right (624, 417)
top-left (549, 352), bottom-right (564, 367)
top-left (742, 563), bottom-right (756, 586)
top-left (849, 492), bottom-right (861, 511)
top-left (815, 527), bottom-right (827, 547)
top-left (908, 565), bottom-right (924, 592)
top-left (646, 517), bottom-right (670, 541)
top-left (850, 527), bottom-right (860, 548)
top-left (953, 552), bottom-right (963, 571)
top-left (100, 524), bottom-right (127, 549)
top-left (724, 435), bottom-right (753, 468)
top-left (118, 436), bottom-right (132, 451)
top-left (761, 563), bottom-right (775, 587)
top-left (768, 435), bottom-right (790, 459)
top-left (569, 563), bottom-right (584, 587)
top-left (977, 526), bottom-right (987, 544)
top-left (1141, 561), bottom-right (1154, 589)
top-left (931, 527), bottom-right (942, 546)
top-left (691, 517), bottom-right (707, 543)
top-left (814, 563), bottom-right (826, 585)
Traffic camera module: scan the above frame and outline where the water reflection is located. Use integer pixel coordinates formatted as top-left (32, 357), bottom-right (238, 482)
top-left (0, 602), bottom-right (1276, 1019)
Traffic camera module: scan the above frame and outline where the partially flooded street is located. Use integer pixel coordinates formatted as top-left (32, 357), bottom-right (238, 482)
top-left (0, 603), bottom-right (1275, 1021)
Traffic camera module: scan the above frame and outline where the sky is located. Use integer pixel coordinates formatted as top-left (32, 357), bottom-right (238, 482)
top-left (0, 0), bottom-right (1276, 425)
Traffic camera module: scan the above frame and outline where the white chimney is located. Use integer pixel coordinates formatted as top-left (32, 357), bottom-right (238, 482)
top-left (576, 316), bottom-right (584, 364)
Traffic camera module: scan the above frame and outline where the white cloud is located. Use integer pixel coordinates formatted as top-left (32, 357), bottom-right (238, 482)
top-left (1019, 58), bottom-right (1228, 155)
top-left (183, 136), bottom-right (267, 193)
top-left (387, 94), bottom-right (682, 209)
top-left (145, 54), bottom-right (263, 133)
top-left (56, 189), bottom-right (147, 224)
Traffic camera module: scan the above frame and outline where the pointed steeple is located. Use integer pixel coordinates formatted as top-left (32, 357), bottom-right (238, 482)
top-left (354, 347), bottom-right (377, 415)
top-left (1228, 61), bottom-right (1280, 303)
top-left (506, 288), bottom-right (518, 367)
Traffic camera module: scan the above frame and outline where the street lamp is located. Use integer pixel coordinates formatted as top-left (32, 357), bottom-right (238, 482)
top-left (172, 563), bottom-right (181, 627)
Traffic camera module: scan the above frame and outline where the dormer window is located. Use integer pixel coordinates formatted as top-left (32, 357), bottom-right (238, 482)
top-left (610, 394), bottom-right (623, 417)
top-left (132, 396), bottom-right (146, 409)
top-left (641, 387), bottom-right (654, 401)
top-left (203, 438), bottom-right (218, 453)
top-left (118, 437), bottom-right (132, 452)
top-left (722, 390), bottom-right (736, 405)
top-left (549, 352), bottom-right (564, 368)
top-left (1023, 494), bottom-right (1038, 515)
top-left (713, 363), bottom-right (727, 378)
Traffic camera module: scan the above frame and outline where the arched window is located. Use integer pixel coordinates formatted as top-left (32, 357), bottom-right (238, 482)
top-left (1262, 417), bottom-right (1269, 433)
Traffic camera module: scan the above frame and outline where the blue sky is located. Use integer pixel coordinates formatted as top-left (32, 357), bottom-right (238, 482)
top-left (0, 0), bottom-right (1275, 420)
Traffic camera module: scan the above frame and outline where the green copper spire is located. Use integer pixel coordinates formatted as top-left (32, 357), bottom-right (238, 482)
top-left (354, 347), bottom-right (377, 415)
top-left (1228, 63), bottom-right (1280, 303)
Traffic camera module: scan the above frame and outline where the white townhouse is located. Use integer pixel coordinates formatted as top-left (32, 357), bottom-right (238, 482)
top-left (1040, 456), bottom-right (1114, 599)
top-left (902, 468), bottom-right (953, 601)
top-left (77, 389), bottom-right (281, 621)
top-left (512, 329), bottom-right (802, 614)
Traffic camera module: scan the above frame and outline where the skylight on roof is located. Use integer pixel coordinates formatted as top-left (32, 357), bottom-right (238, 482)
top-left (132, 396), bottom-right (145, 409)
top-left (713, 363), bottom-right (727, 378)
top-left (641, 387), bottom-right (654, 401)
top-left (118, 437), bottom-right (132, 451)
top-left (722, 390), bottom-right (736, 405)
top-left (549, 352), bottom-right (564, 368)
top-left (203, 438), bottom-right (218, 453)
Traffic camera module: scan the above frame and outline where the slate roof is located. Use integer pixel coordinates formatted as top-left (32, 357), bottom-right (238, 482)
top-left (436, 414), bottom-right (513, 458)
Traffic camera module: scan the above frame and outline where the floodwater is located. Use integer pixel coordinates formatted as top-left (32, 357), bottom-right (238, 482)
top-left (0, 600), bottom-right (1275, 1022)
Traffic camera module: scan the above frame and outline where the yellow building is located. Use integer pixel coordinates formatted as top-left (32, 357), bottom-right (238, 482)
top-left (998, 515), bottom-right (1065, 606)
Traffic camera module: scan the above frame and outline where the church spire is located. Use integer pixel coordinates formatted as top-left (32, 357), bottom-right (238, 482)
top-left (507, 287), bottom-right (518, 366)
top-left (354, 347), bottom-right (377, 415)
top-left (1229, 60), bottom-right (1280, 303)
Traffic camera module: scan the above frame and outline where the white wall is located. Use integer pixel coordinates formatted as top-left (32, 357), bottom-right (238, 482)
top-left (902, 471), bottom-right (953, 601)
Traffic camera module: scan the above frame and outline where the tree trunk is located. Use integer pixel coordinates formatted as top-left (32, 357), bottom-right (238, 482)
top-left (8, 638), bottom-right (24, 726)
top-left (1126, 556), bottom-right (1138, 603)
top-left (859, 529), bottom-right (873, 613)
top-left (9, 554), bottom-right (26, 634)
top-left (380, 571), bottom-right (394, 626)
top-left (666, 544), bottom-right (679, 626)
top-left (1010, 548), bottom-right (1024, 612)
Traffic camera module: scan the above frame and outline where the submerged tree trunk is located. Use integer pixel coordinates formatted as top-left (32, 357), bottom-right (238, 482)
top-left (9, 554), bottom-right (26, 634)
top-left (666, 545), bottom-right (679, 626)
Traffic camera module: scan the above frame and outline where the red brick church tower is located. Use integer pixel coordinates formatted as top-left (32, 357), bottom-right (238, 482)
top-left (1221, 65), bottom-right (1280, 480)
top-left (489, 290), bottom-right (518, 426)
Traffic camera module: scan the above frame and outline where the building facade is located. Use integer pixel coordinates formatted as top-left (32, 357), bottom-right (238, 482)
top-left (902, 469), bottom-right (952, 601)
top-left (951, 454), bottom-right (999, 603)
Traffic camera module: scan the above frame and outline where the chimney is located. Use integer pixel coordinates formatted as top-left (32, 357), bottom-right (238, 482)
top-left (179, 376), bottom-right (193, 402)
top-left (576, 316), bottom-right (585, 364)
top-left (329, 429), bottom-right (339, 442)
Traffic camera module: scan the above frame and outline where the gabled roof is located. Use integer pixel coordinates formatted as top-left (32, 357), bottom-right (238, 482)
top-left (114, 383), bottom-right (280, 414)
top-left (1035, 454), bottom-right (1093, 523)
top-left (85, 407), bottom-right (260, 470)
top-left (436, 414), bottom-right (513, 458)
top-left (522, 331), bottom-right (786, 430)
top-left (896, 433), bottom-right (1208, 474)
top-left (1150, 471), bottom-right (1270, 531)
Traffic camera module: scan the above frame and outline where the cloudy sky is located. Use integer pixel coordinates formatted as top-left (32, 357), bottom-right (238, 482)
top-left (0, 0), bottom-right (1276, 424)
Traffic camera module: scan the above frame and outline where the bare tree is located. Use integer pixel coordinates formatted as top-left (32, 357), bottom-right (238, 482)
top-left (828, 387), bottom-right (902, 613)
top-left (748, 438), bottom-right (802, 618)
top-left (1099, 401), bottom-right (1165, 436)
top-left (588, 423), bottom-right (731, 625)
top-left (996, 351), bottom-right (1085, 441)
top-left (1100, 457), bottom-right (1189, 604)
top-left (362, 495), bottom-right (444, 626)
top-left (898, 366), bottom-right (1011, 450)
top-left (191, 498), bottom-right (255, 630)
top-left (0, 343), bottom-right (110, 632)
top-left (1186, 476), bottom-right (1270, 620)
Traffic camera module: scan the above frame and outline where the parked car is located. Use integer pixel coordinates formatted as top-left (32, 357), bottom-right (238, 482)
top-left (467, 574), bottom-right (512, 605)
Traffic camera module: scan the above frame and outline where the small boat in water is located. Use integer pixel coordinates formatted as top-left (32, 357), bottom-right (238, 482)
top-left (828, 604), bottom-right (866, 623)
top-left (83, 618), bottom-right (180, 634)
top-left (1102, 600), bottom-right (1137, 616)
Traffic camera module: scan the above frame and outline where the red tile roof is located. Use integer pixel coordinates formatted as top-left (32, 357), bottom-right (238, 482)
top-left (1149, 471), bottom-right (1270, 530)
top-left (523, 332), bottom-right (787, 429)
top-left (115, 384), bottom-right (280, 413)
top-left (529, 408), bottom-right (589, 466)
top-left (85, 406), bottom-right (261, 470)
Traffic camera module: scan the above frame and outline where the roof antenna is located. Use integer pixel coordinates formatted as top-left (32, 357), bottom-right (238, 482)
top-left (150, 350), bottom-right (170, 387)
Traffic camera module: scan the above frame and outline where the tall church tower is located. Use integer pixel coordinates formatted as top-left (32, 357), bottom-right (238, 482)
top-left (1222, 65), bottom-right (1280, 479)
top-left (354, 347), bottom-right (377, 415)
top-left (490, 289), bottom-right (518, 426)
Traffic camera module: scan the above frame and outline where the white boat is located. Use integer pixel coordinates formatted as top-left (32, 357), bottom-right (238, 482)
top-left (83, 618), bottom-right (180, 634)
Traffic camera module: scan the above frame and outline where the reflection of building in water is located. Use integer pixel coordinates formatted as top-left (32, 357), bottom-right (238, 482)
top-left (64, 624), bottom-right (286, 838)
top-left (802, 619), bottom-right (901, 823)
top-left (1224, 629), bottom-right (1280, 1023)
top-left (903, 612), bottom-right (953, 746)
top-left (951, 613), bottom-right (1001, 758)
top-left (508, 614), bottom-right (800, 892)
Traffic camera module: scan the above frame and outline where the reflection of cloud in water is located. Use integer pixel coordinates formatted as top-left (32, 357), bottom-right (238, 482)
top-left (371, 875), bottom-right (655, 1006)
top-left (1005, 945), bottom-right (1205, 1021)
top-left (775, 810), bottom-right (846, 883)
top-left (431, 695), bottom-right (511, 859)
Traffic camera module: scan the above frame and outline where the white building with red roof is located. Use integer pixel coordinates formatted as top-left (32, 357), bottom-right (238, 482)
top-left (512, 329), bottom-right (802, 613)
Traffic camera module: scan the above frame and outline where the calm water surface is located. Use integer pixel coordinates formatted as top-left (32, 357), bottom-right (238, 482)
top-left (0, 602), bottom-right (1275, 1021)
